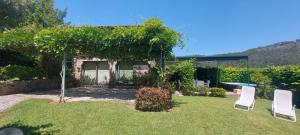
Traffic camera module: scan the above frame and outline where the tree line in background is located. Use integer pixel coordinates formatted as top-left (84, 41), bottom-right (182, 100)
top-left (215, 40), bottom-right (300, 67)
top-left (0, 0), bottom-right (66, 79)
top-left (0, 0), bottom-right (66, 30)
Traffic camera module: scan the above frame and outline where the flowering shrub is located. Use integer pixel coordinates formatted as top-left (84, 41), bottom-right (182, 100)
top-left (135, 87), bottom-right (172, 111)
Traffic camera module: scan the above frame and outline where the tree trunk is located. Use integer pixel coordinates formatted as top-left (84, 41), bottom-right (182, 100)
top-left (59, 53), bottom-right (66, 103)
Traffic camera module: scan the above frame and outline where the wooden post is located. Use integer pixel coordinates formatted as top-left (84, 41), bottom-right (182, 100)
top-left (59, 52), bottom-right (66, 103)
top-left (96, 61), bottom-right (99, 85)
top-left (216, 61), bottom-right (219, 87)
top-left (247, 59), bottom-right (250, 84)
top-left (159, 44), bottom-right (164, 90)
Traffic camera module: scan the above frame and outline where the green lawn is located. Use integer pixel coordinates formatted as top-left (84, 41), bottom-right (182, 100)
top-left (0, 96), bottom-right (299, 135)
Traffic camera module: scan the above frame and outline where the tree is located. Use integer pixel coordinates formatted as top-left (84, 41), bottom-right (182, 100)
top-left (0, 0), bottom-right (67, 31)
top-left (0, 0), bottom-right (32, 31)
top-left (1, 0), bottom-right (67, 79)
top-left (164, 60), bottom-right (196, 95)
top-left (25, 0), bottom-right (67, 28)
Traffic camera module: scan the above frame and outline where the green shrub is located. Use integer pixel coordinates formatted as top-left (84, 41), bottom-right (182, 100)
top-left (193, 86), bottom-right (209, 96)
top-left (163, 82), bottom-right (176, 94)
top-left (165, 60), bottom-right (196, 95)
top-left (0, 49), bottom-right (36, 67)
top-left (250, 71), bottom-right (271, 85)
top-left (135, 71), bottom-right (159, 87)
top-left (250, 71), bottom-right (272, 98)
top-left (210, 87), bottom-right (226, 97)
top-left (264, 65), bottom-right (300, 91)
top-left (220, 67), bottom-right (251, 83)
top-left (0, 65), bottom-right (43, 80)
top-left (255, 85), bottom-right (274, 99)
top-left (220, 65), bottom-right (300, 92)
top-left (135, 87), bottom-right (172, 111)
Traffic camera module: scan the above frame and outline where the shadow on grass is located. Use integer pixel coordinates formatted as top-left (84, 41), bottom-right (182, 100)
top-left (30, 87), bottom-right (136, 100)
top-left (172, 100), bottom-right (187, 108)
top-left (266, 108), bottom-right (295, 121)
top-left (0, 121), bottom-right (60, 135)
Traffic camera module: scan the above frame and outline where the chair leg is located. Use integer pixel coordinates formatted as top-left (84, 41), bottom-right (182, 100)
top-left (272, 103), bottom-right (274, 113)
top-left (233, 103), bottom-right (237, 109)
top-left (292, 115), bottom-right (296, 122)
top-left (252, 100), bottom-right (255, 110)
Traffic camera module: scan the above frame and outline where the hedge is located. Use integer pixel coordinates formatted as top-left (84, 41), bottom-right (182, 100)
top-left (219, 65), bottom-right (300, 92)
top-left (264, 65), bottom-right (300, 91)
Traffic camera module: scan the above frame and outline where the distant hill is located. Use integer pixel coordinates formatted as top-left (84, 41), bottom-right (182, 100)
top-left (214, 39), bottom-right (300, 67)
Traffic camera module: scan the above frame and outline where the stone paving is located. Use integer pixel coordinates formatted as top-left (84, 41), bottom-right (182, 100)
top-left (0, 94), bottom-right (26, 112)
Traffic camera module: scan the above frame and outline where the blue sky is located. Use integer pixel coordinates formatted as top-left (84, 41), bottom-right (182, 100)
top-left (54, 0), bottom-right (300, 56)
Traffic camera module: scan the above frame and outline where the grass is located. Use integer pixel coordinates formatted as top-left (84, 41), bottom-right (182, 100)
top-left (0, 96), bottom-right (299, 135)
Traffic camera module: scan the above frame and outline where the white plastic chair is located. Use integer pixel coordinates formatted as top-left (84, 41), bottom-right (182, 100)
top-left (194, 80), bottom-right (205, 87)
top-left (234, 86), bottom-right (256, 111)
top-left (272, 89), bottom-right (296, 122)
top-left (204, 80), bottom-right (210, 87)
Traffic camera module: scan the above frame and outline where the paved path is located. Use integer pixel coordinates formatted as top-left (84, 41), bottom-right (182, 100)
top-left (0, 94), bottom-right (58, 112)
top-left (0, 94), bottom-right (28, 112)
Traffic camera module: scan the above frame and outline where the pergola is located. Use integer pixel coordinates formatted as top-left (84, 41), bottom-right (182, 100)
top-left (170, 56), bottom-right (249, 86)
top-left (0, 19), bottom-right (182, 102)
